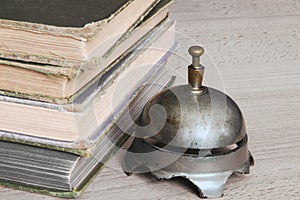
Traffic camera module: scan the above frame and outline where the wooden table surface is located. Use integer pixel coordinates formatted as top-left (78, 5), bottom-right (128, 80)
top-left (1, 0), bottom-right (299, 199)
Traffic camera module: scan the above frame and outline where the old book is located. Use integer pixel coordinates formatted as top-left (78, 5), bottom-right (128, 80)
top-left (0, 67), bottom-right (174, 198)
top-left (0, 0), bottom-right (162, 67)
top-left (0, 0), bottom-right (173, 103)
top-left (0, 21), bottom-right (176, 155)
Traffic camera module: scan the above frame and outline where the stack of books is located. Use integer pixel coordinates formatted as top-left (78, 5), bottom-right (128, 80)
top-left (0, 0), bottom-right (175, 198)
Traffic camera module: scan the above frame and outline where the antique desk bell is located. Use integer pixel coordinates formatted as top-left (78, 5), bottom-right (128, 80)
top-left (123, 46), bottom-right (254, 198)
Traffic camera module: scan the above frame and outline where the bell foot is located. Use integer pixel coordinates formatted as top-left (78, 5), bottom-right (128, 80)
top-left (187, 171), bottom-right (232, 198)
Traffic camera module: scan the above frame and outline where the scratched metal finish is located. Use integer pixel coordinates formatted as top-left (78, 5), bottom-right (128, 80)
top-left (137, 85), bottom-right (245, 149)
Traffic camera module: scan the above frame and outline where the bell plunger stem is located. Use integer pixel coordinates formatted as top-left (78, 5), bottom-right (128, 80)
top-left (188, 46), bottom-right (205, 91)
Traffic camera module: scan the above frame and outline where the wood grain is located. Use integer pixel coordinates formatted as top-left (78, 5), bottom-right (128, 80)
top-left (1, 0), bottom-right (299, 199)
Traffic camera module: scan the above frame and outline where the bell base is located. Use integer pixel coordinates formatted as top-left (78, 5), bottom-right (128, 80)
top-left (123, 136), bottom-right (254, 198)
top-left (151, 160), bottom-right (252, 198)
top-left (153, 170), bottom-right (231, 198)
top-left (124, 157), bottom-right (252, 198)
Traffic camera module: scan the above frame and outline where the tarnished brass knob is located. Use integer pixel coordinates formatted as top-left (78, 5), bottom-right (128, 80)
top-left (188, 46), bottom-right (204, 67)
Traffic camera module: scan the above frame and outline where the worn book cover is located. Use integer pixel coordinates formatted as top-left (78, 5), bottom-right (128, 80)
top-left (0, 0), bottom-right (173, 103)
top-left (0, 0), bottom-right (162, 67)
top-left (0, 21), bottom-right (176, 157)
top-left (0, 55), bottom-right (176, 198)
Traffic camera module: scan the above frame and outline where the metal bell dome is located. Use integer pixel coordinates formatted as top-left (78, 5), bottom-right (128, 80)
top-left (123, 46), bottom-right (254, 198)
top-left (137, 85), bottom-right (246, 149)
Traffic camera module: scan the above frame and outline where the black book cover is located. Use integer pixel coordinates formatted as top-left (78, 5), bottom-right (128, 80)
top-left (0, 0), bottom-right (130, 27)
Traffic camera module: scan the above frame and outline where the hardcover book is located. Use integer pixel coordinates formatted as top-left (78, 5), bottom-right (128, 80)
top-left (0, 65), bottom-right (174, 198)
top-left (0, 0), bottom-right (162, 67)
top-left (0, 1), bottom-right (176, 197)
top-left (0, 0), bottom-right (173, 103)
top-left (0, 20), bottom-right (176, 156)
